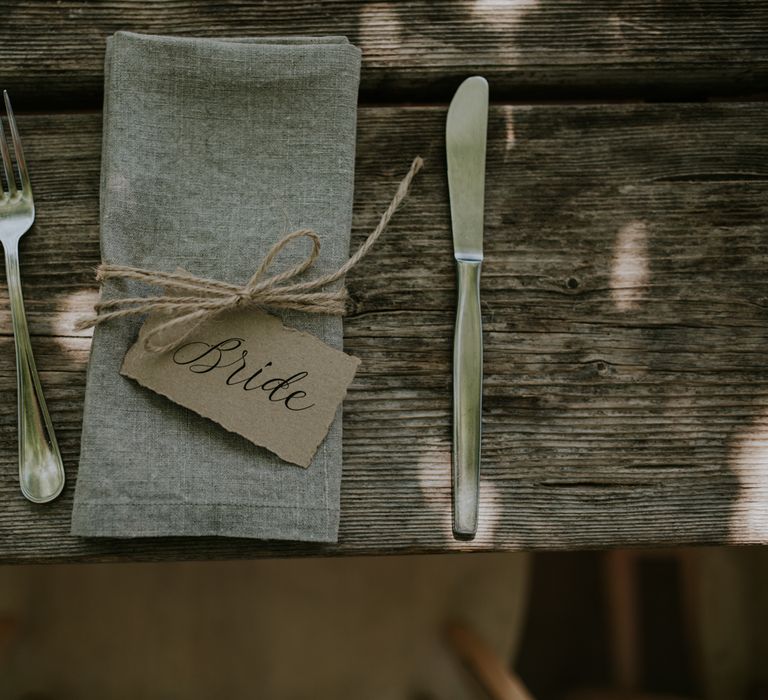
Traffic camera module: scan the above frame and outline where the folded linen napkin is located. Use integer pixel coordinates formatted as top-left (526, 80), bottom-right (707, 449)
top-left (71, 31), bottom-right (361, 542)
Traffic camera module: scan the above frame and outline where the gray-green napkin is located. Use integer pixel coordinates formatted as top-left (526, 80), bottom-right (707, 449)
top-left (71, 31), bottom-right (361, 542)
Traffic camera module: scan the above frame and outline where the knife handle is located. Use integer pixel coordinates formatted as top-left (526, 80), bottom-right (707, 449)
top-left (453, 258), bottom-right (483, 540)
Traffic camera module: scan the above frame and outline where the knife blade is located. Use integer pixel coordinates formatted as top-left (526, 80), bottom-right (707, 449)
top-left (446, 76), bottom-right (488, 540)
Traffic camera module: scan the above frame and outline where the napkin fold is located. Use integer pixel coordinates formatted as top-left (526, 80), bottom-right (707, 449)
top-left (71, 32), bottom-right (361, 542)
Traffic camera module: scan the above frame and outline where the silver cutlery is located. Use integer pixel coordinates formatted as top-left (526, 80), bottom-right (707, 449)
top-left (446, 76), bottom-right (488, 539)
top-left (0, 91), bottom-right (64, 503)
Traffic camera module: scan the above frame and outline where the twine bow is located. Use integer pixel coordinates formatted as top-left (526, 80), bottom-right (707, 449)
top-left (76, 157), bottom-right (423, 352)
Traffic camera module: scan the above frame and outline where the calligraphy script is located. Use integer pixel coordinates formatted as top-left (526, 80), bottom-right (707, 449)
top-left (121, 310), bottom-right (360, 467)
top-left (172, 338), bottom-right (315, 412)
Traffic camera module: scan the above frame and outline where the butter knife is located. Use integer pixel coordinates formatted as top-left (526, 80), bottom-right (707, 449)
top-left (446, 76), bottom-right (488, 540)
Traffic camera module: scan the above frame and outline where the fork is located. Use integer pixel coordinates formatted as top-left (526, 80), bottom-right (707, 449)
top-left (0, 91), bottom-right (64, 503)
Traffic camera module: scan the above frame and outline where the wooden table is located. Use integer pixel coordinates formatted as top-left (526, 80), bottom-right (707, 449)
top-left (1, 2), bottom-right (767, 563)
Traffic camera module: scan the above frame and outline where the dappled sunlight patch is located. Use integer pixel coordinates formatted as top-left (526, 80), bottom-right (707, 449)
top-left (610, 220), bottom-right (650, 311)
top-left (358, 1), bottom-right (539, 65)
top-left (358, 3), bottom-right (403, 54)
top-left (41, 288), bottom-right (100, 367)
top-left (416, 449), bottom-right (453, 543)
top-left (416, 449), bottom-right (502, 546)
top-left (729, 410), bottom-right (768, 540)
top-left (475, 478), bottom-right (502, 541)
top-left (52, 288), bottom-right (99, 339)
top-left (472, 0), bottom-right (539, 20)
top-left (503, 109), bottom-right (516, 152)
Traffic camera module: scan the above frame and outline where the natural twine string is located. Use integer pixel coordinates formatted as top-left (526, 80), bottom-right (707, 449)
top-left (75, 156), bottom-right (423, 353)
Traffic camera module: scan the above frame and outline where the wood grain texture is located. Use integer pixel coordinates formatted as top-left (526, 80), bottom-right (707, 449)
top-left (0, 103), bottom-right (767, 562)
top-left (1, 1), bottom-right (768, 107)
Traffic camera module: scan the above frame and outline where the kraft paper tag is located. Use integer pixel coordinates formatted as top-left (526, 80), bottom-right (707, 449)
top-left (121, 309), bottom-right (360, 468)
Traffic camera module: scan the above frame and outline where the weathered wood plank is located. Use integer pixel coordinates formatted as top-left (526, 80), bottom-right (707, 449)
top-left (0, 103), bottom-right (767, 561)
top-left (2, 1), bottom-right (768, 107)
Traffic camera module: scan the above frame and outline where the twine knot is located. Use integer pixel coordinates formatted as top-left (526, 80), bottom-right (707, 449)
top-left (76, 157), bottom-right (423, 352)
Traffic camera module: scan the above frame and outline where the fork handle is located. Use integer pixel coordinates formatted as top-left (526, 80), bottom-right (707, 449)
top-left (3, 242), bottom-right (64, 503)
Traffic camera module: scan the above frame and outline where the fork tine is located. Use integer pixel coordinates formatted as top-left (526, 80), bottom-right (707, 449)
top-left (0, 103), bottom-right (17, 197)
top-left (3, 91), bottom-right (30, 195)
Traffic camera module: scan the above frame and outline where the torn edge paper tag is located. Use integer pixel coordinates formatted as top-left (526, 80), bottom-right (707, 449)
top-left (121, 309), bottom-right (360, 467)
